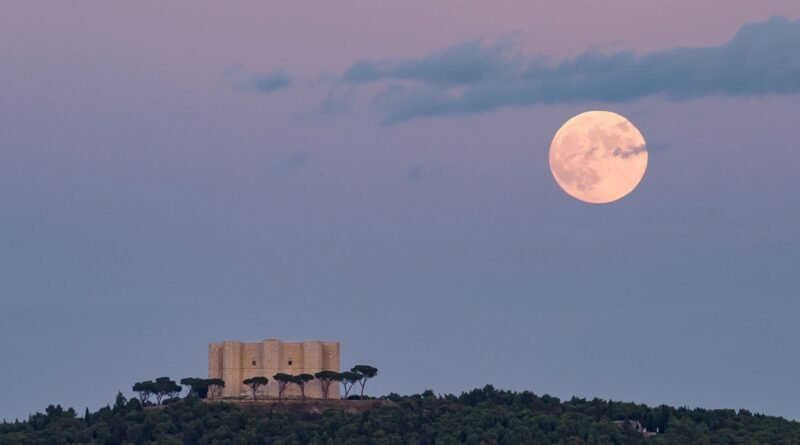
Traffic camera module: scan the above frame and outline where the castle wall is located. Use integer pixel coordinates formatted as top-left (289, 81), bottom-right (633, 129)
top-left (208, 339), bottom-right (340, 399)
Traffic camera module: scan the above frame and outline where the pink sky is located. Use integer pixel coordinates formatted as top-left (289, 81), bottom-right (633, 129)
top-left (1, 0), bottom-right (800, 423)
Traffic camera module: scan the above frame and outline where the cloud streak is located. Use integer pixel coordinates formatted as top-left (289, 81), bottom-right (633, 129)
top-left (612, 144), bottom-right (647, 160)
top-left (343, 40), bottom-right (519, 87)
top-left (251, 69), bottom-right (292, 94)
top-left (338, 16), bottom-right (800, 123)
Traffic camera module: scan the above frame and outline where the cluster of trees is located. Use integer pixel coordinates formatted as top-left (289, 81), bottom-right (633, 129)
top-left (2, 385), bottom-right (799, 444)
top-left (243, 365), bottom-right (379, 401)
top-left (180, 378), bottom-right (226, 399)
top-left (130, 378), bottom-right (182, 406)
top-left (131, 365), bottom-right (378, 405)
top-left (131, 377), bottom-right (226, 406)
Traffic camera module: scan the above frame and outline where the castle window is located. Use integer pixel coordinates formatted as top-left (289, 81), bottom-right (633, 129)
top-left (252, 360), bottom-right (257, 366)
top-left (288, 360), bottom-right (293, 366)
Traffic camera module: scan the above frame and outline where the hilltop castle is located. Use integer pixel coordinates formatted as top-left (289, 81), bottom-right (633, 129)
top-left (208, 339), bottom-right (340, 399)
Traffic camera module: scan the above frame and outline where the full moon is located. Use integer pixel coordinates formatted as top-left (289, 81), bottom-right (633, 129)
top-left (549, 111), bottom-right (648, 204)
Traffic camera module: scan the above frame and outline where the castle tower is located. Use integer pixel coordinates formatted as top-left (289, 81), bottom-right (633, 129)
top-left (208, 339), bottom-right (341, 399)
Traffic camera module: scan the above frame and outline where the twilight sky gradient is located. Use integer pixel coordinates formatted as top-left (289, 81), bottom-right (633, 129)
top-left (1, 1), bottom-right (800, 421)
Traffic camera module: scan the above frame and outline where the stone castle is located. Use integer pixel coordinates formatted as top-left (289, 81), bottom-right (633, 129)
top-left (208, 339), bottom-right (340, 399)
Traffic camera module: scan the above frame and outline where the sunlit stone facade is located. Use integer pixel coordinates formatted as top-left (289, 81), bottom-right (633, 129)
top-left (208, 339), bottom-right (340, 399)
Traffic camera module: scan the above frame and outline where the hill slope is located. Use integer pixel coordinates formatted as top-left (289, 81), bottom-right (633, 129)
top-left (1, 386), bottom-right (798, 444)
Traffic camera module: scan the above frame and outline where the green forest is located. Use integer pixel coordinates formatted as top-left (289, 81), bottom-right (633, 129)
top-left (1, 385), bottom-right (798, 445)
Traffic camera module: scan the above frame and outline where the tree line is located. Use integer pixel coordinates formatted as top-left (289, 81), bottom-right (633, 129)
top-left (130, 365), bottom-right (378, 405)
top-left (4, 384), bottom-right (799, 444)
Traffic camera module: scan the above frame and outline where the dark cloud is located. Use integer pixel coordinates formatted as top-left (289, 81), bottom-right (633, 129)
top-left (612, 144), bottom-right (647, 159)
top-left (251, 69), bottom-right (292, 94)
top-left (338, 17), bottom-right (800, 123)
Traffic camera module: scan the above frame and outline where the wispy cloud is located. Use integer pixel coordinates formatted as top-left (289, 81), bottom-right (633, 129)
top-left (407, 163), bottom-right (442, 182)
top-left (612, 144), bottom-right (647, 159)
top-left (250, 69), bottom-right (293, 94)
top-left (343, 40), bottom-right (520, 87)
top-left (337, 16), bottom-right (800, 123)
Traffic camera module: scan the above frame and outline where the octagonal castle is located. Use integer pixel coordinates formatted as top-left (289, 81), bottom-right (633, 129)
top-left (208, 339), bottom-right (340, 399)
